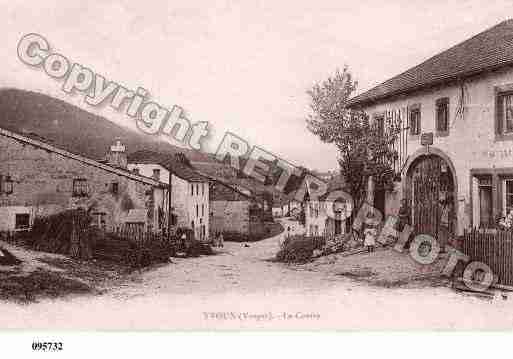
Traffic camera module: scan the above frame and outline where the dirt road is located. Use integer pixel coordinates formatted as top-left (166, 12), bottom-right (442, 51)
top-left (2, 218), bottom-right (513, 330)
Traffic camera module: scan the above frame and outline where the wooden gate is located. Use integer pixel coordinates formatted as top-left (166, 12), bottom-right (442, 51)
top-left (409, 155), bottom-right (454, 239)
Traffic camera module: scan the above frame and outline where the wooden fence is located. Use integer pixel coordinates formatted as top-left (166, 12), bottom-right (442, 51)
top-left (463, 229), bottom-right (513, 286)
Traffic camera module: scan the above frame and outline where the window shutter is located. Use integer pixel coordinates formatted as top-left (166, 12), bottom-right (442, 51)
top-left (497, 94), bottom-right (504, 135)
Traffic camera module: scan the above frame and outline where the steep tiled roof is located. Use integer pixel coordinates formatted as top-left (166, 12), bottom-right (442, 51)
top-left (210, 179), bottom-right (253, 201)
top-left (348, 19), bottom-right (513, 107)
top-left (128, 150), bottom-right (207, 182)
top-left (0, 127), bottom-right (164, 187)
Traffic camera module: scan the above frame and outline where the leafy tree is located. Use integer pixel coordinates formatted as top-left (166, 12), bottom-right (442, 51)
top-left (306, 67), bottom-right (399, 215)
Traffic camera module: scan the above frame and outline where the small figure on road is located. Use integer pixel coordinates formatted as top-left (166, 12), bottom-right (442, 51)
top-left (218, 232), bottom-right (224, 248)
top-left (363, 213), bottom-right (377, 253)
top-left (398, 198), bottom-right (411, 231)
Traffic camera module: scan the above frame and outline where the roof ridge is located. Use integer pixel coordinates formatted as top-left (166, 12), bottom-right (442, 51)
top-left (349, 19), bottom-right (513, 107)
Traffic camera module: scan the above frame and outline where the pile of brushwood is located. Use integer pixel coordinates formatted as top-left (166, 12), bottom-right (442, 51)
top-left (275, 235), bottom-right (326, 263)
top-left (26, 209), bottom-right (177, 268)
top-left (0, 247), bottom-right (21, 266)
top-left (27, 209), bottom-right (94, 260)
top-left (95, 233), bottom-right (176, 268)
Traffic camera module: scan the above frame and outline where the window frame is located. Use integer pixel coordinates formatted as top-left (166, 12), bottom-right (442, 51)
top-left (435, 97), bottom-right (450, 136)
top-left (408, 104), bottom-right (421, 137)
top-left (111, 182), bottom-right (119, 195)
top-left (72, 178), bottom-right (89, 198)
top-left (15, 213), bottom-right (30, 230)
top-left (373, 112), bottom-right (385, 136)
top-left (495, 84), bottom-right (513, 141)
top-left (504, 179), bottom-right (513, 217)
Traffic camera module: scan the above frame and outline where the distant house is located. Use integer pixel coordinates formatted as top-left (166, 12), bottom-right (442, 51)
top-left (0, 128), bottom-right (167, 232)
top-left (304, 181), bottom-right (349, 238)
top-left (271, 194), bottom-right (301, 218)
top-left (127, 150), bottom-right (210, 242)
top-left (209, 179), bottom-right (265, 240)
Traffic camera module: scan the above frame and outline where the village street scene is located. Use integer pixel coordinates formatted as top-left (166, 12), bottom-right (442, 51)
top-left (3, 2), bottom-right (513, 332)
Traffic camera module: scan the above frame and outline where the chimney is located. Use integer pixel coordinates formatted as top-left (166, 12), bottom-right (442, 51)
top-left (106, 139), bottom-right (127, 169)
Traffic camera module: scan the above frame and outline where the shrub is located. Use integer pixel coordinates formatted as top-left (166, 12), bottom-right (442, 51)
top-left (275, 235), bottom-right (322, 263)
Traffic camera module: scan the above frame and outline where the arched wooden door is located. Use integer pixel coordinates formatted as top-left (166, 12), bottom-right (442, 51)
top-left (408, 155), bottom-right (455, 239)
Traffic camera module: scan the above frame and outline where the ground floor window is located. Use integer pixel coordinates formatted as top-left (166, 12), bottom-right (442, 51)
top-left (503, 179), bottom-right (513, 217)
top-left (478, 177), bottom-right (493, 228)
top-left (15, 213), bottom-right (30, 230)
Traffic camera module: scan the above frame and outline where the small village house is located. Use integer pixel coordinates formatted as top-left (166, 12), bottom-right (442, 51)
top-left (0, 128), bottom-right (167, 233)
top-left (127, 150), bottom-right (210, 242)
top-left (304, 182), bottom-right (349, 237)
top-left (208, 178), bottom-right (265, 240)
top-left (347, 19), bottom-right (513, 241)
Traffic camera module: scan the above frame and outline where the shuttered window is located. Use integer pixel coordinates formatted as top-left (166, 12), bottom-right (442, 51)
top-left (497, 91), bottom-right (513, 136)
top-left (436, 98), bottom-right (449, 133)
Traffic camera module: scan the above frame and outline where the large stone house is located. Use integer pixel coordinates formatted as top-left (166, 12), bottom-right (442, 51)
top-left (348, 19), bottom-right (513, 241)
top-left (127, 150), bottom-right (210, 242)
top-left (0, 128), bottom-right (167, 232)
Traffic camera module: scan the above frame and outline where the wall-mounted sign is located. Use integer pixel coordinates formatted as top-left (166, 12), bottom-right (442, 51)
top-left (421, 132), bottom-right (434, 146)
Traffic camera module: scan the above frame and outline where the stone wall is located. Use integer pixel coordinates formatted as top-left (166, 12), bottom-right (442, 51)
top-left (0, 134), bottom-right (164, 232)
top-left (210, 200), bottom-right (250, 235)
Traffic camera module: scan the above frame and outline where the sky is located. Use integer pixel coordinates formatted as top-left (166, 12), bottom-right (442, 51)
top-left (2, 0), bottom-right (513, 171)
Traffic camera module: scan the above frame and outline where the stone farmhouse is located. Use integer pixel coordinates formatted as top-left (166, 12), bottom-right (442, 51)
top-left (348, 19), bottom-right (513, 241)
top-left (127, 150), bottom-right (210, 242)
top-left (0, 128), bottom-right (167, 233)
top-left (208, 178), bottom-right (265, 240)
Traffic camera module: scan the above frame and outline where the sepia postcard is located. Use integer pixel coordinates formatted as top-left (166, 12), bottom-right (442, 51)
top-left (2, 2), bottom-right (513, 347)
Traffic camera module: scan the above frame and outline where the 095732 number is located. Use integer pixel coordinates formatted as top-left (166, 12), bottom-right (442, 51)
top-left (32, 342), bottom-right (63, 351)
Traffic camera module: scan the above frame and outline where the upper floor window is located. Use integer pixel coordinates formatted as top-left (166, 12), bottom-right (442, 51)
top-left (202, 183), bottom-right (205, 196)
top-left (374, 115), bottom-right (385, 136)
top-left (0, 175), bottom-right (14, 195)
top-left (497, 92), bottom-right (513, 135)
top-left (409, 105), bottom-right (421, 136)
top-left (436, 98), bottom-right (449, 134)
top-left (111, 182), bottom-right (119, 195)
top-left (72, 178), bottom-right (89, 197)
top-left (191, 183), bottom-right (194, 196)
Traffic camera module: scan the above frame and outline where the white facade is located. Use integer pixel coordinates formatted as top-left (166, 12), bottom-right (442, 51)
top-left (359, 67), bottom-right (513, 234)
top-left (305, 199), bottom-right (347, 237)
top-left (128, 162), bottom-right (210, 241)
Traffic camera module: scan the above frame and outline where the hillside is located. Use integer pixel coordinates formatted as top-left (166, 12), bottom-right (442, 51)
top-left (0, 88), bottom-right (212, 162)
top-left (0, 88), bottom-right (303, 204)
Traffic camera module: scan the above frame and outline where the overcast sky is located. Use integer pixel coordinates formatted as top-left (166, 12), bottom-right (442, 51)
top-left (2, 0), bottom-right (513, 171)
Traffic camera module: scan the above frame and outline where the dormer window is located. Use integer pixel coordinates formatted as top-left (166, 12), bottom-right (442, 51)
top-left (152, 168), bottom-right (161, 181)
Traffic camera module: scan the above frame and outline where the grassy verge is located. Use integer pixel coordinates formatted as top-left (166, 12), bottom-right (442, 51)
top-left (0, 268), bottom-right (92, 304)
